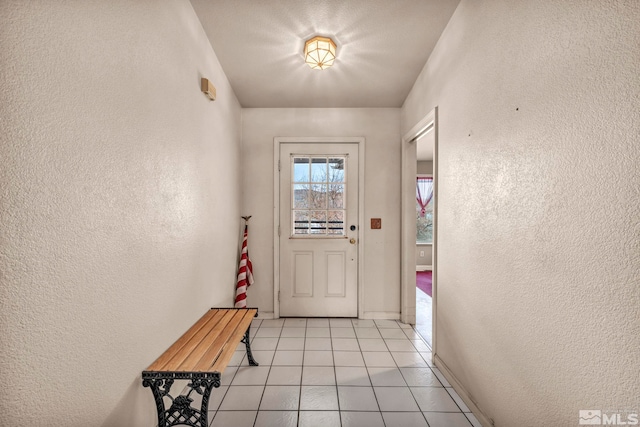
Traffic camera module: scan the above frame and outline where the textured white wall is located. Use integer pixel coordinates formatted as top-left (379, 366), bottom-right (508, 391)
top-left (0, 1), bottom-right (241, 426)
top-left (241, 108), bottom-right (401, 318)
top-left (417, 161), bottom-right (433, 175)
top-left (402, 1), bottom-right (640, 426)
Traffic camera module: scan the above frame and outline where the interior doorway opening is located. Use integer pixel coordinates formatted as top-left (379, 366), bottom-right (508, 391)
top-left (401, 107), bottom-right (437, 353)
top-left (415, 137), bottom-right (435, 346)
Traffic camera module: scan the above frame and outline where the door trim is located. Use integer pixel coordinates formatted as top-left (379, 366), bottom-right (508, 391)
top-left (273, 137), bottom-right (366, 319)
top-left (401, 107), bottom-right (437, 349)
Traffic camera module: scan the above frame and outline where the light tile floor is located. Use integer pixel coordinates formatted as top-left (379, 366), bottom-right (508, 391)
top-left (415, 286), bottom-right (433, 347)
top-left (204, 318), bottom-right (481, 427)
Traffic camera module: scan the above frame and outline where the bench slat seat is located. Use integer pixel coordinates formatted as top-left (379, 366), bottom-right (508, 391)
top-left (210, 310), bottom-right (257, 372)
top-left (146, 308), bottom-right (256, 373)
top-left (145, 309), bottom-right (222, 372)
top-left (142, 307), bottom-right (258, 427)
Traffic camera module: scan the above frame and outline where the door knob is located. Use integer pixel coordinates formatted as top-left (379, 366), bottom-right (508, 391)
top-left (349, 238), bottom-right (356, 244)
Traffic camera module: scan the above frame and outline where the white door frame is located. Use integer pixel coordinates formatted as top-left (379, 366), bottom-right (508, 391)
top-left (273, 137), bottom-right (366, 319)
top-left (401, 107), bottom-right (438, 348)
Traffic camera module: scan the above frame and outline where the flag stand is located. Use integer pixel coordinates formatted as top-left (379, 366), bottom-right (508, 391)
top-left (235, 216), bottom-right (254, 308)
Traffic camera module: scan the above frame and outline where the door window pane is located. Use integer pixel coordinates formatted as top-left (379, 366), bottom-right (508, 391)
top-left (310, 184), bottom-right (327, 209)
top-left (309, 210), bottom-right (327, 234)
top-left (328, 184), bottom-right (344, 209)
top-left (291, 155), bottom-right (347, 236)
top-left (294, 211), bottom-right (309, 234)
top-left (328, 210), bottom-right (344, 235)
top-left (294, 158), bottom-right (310, 182)
top-left (328, 158), bottom-right (344, 182)
top-left (310, 158), bottom-right (327, 182)
top-left (293, 184), bottom-right (310, 209)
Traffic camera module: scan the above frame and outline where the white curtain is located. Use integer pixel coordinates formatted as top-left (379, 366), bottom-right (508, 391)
top-left (416, 177), bottom-right (433, 217)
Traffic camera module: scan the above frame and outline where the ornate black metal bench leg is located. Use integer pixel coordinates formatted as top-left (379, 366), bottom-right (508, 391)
top-left (241, 325), bottom-right (259, 366)
top-left (142, 373), bottom-right (220, 427)
top-left (188, 376), bottom-right (219, 427)
top-left (142, 377), bottom-right (173, 427)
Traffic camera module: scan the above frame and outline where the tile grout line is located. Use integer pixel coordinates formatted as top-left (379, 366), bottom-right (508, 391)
top-left (252, 320), bottom-right (283, 427)
top-left (215, 318), bottom-right (472, 427)
top-left (403, 318), bottom-right (472, 426)
top-left (370, 322), bottom-right (388, 427)
top-left (394, 321), bottom-right (433, 427)
top-left (333, 321), bottom-right (346, 426)
top-left (297, 319), bottom-right (307, 427)
top-left (210, 318), bottom-right (262, 427)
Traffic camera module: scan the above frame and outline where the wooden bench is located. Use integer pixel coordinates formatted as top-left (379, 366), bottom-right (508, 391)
top-left (142, 308), bottom-right (258, 427)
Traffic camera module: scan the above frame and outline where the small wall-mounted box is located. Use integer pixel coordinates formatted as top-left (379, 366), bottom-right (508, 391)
top-left (201, 78), bottom-right (216, 101)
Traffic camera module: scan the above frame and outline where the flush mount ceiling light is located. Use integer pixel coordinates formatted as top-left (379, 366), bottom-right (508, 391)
top-left (304, 36), bottom-right (337, 70)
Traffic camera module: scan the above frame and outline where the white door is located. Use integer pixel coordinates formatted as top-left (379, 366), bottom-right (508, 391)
top-left (279, 143), bottom-right (358, 317)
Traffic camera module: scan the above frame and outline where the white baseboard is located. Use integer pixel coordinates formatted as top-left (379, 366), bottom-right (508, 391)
top-left (266, 311), bottom-right (402, 321)
top-left (256, 311), bottom-right (275, 319)
top-left (433, 354), bottom-right (493, 427)
top-left (361, 311), bottom-right (400, 320)
top-left (402, 314), bottom-right (416, 325)
top-left (416, 265), bottom-right (432, 271)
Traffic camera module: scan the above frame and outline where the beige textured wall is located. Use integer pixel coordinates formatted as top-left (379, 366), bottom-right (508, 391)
top-left (417, 161), bottom-right (433, 175)
top-left (402, 1), bottom-right (640, 426)
top-left (0, 1), bottom-right (241, 426)
top-left (241, 108), bottom-right (401, 319)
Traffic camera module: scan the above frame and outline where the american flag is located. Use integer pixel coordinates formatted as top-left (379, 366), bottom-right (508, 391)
top-left (234, 223), bottom-right (254, 308)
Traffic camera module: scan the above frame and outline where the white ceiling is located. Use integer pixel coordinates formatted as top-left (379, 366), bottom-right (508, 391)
top-left (191, 0), bottom-right (460, 108)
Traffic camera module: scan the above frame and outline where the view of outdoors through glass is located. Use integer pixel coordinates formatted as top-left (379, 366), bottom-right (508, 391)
top-left (416, 176), bottom-right (434, 243)
top-left (292, 156), bottom-right (346, 236)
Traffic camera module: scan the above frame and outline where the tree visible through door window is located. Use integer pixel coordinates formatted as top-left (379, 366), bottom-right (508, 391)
top-left (292, 155), bottom-right (346, 236)
top-left (416, 176), bottom-right (433, 243)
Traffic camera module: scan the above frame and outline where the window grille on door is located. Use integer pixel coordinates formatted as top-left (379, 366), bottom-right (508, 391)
top-left (291, 155), bottom-right (347, 236)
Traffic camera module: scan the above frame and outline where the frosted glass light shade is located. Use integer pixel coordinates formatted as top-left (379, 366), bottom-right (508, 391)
top-left (304, 36), bottom-right (337, 70)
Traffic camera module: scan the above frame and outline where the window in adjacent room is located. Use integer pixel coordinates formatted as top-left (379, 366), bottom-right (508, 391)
top-left (416, 175), bottom-right (433, 244)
